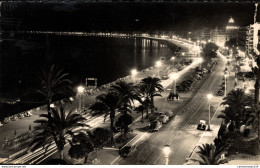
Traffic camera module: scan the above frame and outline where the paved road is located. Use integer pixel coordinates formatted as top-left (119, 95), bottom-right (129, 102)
top-left (112, 52), bottom-right (227, 165)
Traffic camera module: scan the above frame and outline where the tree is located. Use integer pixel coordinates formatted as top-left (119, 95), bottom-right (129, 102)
top-left (191, 143), bottom-right (227, 165)
top-left (115, 113), bottom-right (134, 134)
top-left (203, 42), bottom-right (219, 58)
top-left (110, 80), bottom-right (141, 134)
top-left (139, 76), bottom-right (163, 113)
top-left (29, 106), bottom-right (88, 160)
top-left (35, 65), bottom-right (74, 115)
top-left (68, 132), bottom-right (94, 164)
top-left (110, 80), bottom-right (141, 115)
top-left (219, 89), bottom-right (253, 129)
top-left (221, 89), bottom-right (252, 109)
top-left (134, 103), bottom-right (147, 122)
top-left (89, 91), bottom-right (119, 144)
top-left (88, 127), bottom-right (112, 149)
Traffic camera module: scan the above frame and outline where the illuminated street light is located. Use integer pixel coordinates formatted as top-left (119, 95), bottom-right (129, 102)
top-left (77, 86), bottom-right (85, 112)
top-left (224, 74), bottom-right (228, 97)
top-left (245, 88), bottom-right (249, 94)
top-left (163, 145), bottom-right (171, 165)
top-left (131, 69), bottom-right (137, 83)
top-left (171, 57), bottom-right (175, 68)
top-left (182, 52), bottom-right (185, 56)
top-left (170, 73), bottom-right (179, 94)
top-left (50, 104), bottom-right (55, 108)
top-left (207, 94), bottom-right (213, 131)
top-left (197, 57), bottom-right (203, 69)
top-left (156, 61), bottom-right (162, 77)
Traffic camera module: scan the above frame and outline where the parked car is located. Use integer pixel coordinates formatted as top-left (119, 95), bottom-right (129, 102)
top-left (197, 120), bottom-right (207, 131)
top-left (119, 145), bottom-right (137, 157)
top-left (158, 115), bottom-right (169, 124)
top-left (3, 117), bottom-right (10, 124)
top-left (165, 111), bottom-right (174, 118)
top-left (17, 113), bottom-right (24, 119)
top-left (149, 120), bottom-right (162, 132)
top-left (161, 75), bottom-right (169, 80)
top-left (216, 90), bottom-right (224, 96)
top-left (11, 115), bottom-right (18, 121)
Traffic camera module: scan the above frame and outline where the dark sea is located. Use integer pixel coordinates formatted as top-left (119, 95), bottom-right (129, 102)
top-left (0, 33), bottom-right (175, 116)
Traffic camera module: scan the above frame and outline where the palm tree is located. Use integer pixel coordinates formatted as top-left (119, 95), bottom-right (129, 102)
top-left (89, 91), bottom-right (119, 144)
top-left (191, 143), bottom-right (227, 165)
top-left (217, 107), bottom-right (240, 130)
top-left (35, 65), bottom-right (74, 115)
top-left (221, 88), bottom-right (252, 111)
top-left (139, 76), bottom-right (163, 113)
top-left (110, 80), bottom-right (141, 134)
top-left (134, 98), bottom-right (150, 122)
top-left (219, 89), bottom-right (253, 129)
top-left (110, 80), bottom-right (141, 114)
top-left (134, 104), bottom-right (146, 122)
top-left (29, 106), bottom-right (88, 160)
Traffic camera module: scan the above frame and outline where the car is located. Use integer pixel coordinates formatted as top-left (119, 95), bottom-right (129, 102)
top-left (165, 110), bottom-right (174, 118)
top-left (119, 145), bottom-right (137, 157)
top-left (158, 114), bottom-right (169, 124)
top-left (216, 90), bottom-right (224, 96)
top-left (161, 75), bottom-right (169, 80)
top-left (149, 114), bottom-right (160, 122)
top-left (149, 120), bottom-right (162, 132)
top-left (197, 120), bottom-right (207, 131)
top-left (11, 115), bottom-right (18, 121)
top-left (3, 117), bottom-right (10, 124)
top-left (17, 113), bottom-right (24, 119)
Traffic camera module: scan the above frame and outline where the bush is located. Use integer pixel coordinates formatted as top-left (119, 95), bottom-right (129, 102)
top-left (243, 129), bottom-right (250, 137)
top-left (228, 122), bottom-right (235, 132)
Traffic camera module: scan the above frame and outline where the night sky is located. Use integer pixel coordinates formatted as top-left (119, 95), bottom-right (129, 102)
top-left (1, 2), bottom-right (257, 32)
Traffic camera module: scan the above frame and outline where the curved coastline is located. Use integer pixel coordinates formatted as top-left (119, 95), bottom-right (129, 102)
top-left (0, 35), bottom-right (180, 120)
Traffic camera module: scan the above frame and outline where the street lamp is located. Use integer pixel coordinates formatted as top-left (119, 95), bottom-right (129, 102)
top-left (207, 94), bottom-right (213, 131)
top-left (197, 57), bottom-right (203, 69)
top-left (171, 57), bottom-right (175, 68)
top-left (163, 145), bottom-right (171, 165)
top-left (50, 104), bottom-right (55, 108)
top-left (131, 69), bottom-right (137, 83)
top-left (182, 52), bottom-right (185, 56)
top-left (77, 86), bottom-right (85, 112)
top-left (171, 73), bottom-right (179, 95)
top-left (156, 61), bottom-right (162, 77)
top-left (224, 74), bottom-right (228, 97)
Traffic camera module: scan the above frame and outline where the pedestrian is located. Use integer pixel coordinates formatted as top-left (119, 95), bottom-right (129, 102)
top-left (176, 94), bottom-right (179, 101)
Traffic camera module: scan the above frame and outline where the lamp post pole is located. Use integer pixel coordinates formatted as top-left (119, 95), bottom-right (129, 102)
top-left (163, 145), bottom-right (171, 165)
top-left (131, 69), bottom-right (137, 83)
top-left (77, 86), bottom-right (85, 112)
top-left (171, 57), bottom-right (175, 68)
top-left (207, 94), bottom-right (212, 131)
top-left (171, 74), bottom-right (179, 95)
top-left (156, 61), bottom-right (162, 78)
